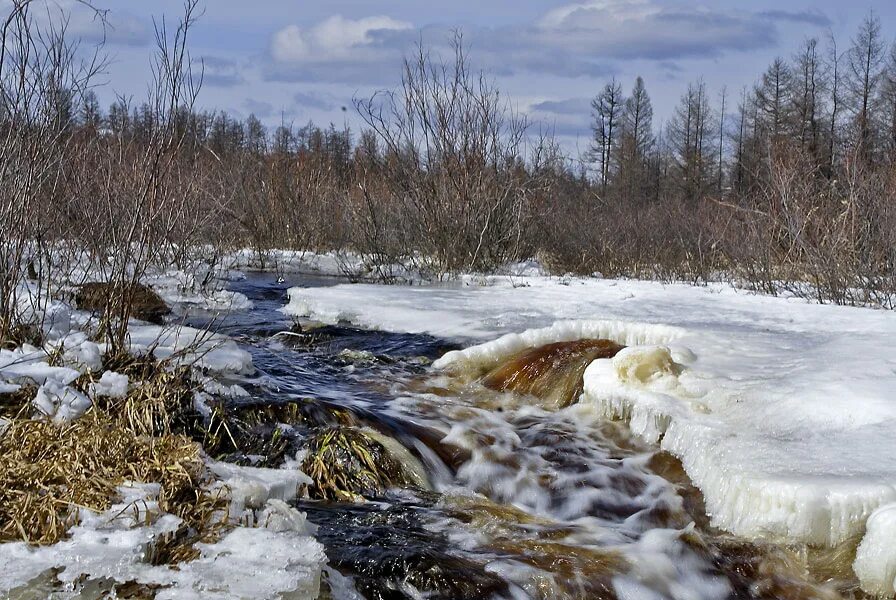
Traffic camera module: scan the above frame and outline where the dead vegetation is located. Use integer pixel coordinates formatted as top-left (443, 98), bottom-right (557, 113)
top-left (0, 415), bottom-right (206, 546)
top-left (301, 426), bottom-right (418, 502)
top-left (0, 346), bottom-right (231, 563)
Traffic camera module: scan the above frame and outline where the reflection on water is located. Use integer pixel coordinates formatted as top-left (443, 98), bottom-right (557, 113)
top-left (198, 273), bottom-right (864, 600)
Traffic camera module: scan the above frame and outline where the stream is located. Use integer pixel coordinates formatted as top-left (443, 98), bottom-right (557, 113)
top-left (191, 272), bottom-right (863, 600)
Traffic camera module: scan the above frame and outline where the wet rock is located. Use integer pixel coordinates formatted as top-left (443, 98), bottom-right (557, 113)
top-left (281, 324), bottom-right (461, 363)
top-left (301, 426), bottom-right (421, 502)
top-left (481, 339), bottom-right (624, 409)
top-left (75, 282), bottom-right (170, 324)
top-left (297, 500), bottom-right (510, 600)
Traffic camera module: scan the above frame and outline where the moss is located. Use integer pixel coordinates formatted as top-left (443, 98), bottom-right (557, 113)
top-left (75, 282), bottom-right (170, 324)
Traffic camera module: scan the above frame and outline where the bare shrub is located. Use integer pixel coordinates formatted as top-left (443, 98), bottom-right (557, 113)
top-left (0, 0), bottom-right (105, 342)
top-left (354, 33), bottom-right (541, 276)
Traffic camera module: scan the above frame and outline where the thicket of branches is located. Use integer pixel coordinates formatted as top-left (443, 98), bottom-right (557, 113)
top-left (572, 14), bottom-right (896, 306)
top-left (3, 1), bottom-right (896, 345)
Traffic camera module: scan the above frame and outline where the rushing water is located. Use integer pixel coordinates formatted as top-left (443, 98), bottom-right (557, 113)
top-left (195, 272), bottom-right (866, 600)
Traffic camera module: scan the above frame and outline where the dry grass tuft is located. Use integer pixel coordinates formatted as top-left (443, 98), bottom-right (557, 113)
top-left (0, 384), bottom-right (37, 419)
top-left (0, 352), bottom-right (231, 561)
top-left (0, 414), bottom-right (207, 545)
top-left (115, 368), bottom-right (199, 438)
top-left (301, 426), bottom-right (416, 502)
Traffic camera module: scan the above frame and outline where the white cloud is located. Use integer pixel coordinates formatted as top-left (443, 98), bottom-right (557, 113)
top-left (539, 0), bottom-right (655, 30)
top-left (271, 15), bottom-right (412, 63)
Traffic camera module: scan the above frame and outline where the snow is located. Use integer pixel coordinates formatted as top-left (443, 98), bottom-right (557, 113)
top-left (33, 380), bottom-right (92, 422)
top-left (0, 482), bottom-right (325, 599)
top-left (283, 274), bottom-right (896, 593)
top-left (127, 324), bottom-right (253, 375)
top-left (0, 345), bottom-right (80, 386)
top-left (89, 370), bottom-right (129, 399)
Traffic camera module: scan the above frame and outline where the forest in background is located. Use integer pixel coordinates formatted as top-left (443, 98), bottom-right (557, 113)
top-left (4, 0), bottom-right (896, 347)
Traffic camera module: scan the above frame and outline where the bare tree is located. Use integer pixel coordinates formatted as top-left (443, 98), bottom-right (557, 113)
top-left (846, 11), bottom-right (885, 163)
top-left (355, 32), bottom-right (541, 276)
top-left (0, 0), bottom-right (106, 343)
top-left (589, 79), bottom-right (624, 193)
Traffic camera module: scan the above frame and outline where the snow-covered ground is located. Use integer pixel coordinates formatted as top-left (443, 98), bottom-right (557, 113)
top-left (283, 274), bottom-right (896, 595)
top-left (0, 280), bottom-right (326, 598)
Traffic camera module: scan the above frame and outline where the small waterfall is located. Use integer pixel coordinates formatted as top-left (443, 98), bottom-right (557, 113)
top-left (480, 339), bottom-right (624, 409)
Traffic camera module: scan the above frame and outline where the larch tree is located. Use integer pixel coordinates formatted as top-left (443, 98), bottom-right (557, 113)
top-left (846, 11), bottom-right (885, 163)
top-left (616, 76), bottom-right (654, 203)
top-left (589, 79), bottom-right (624, 193)
top-left (667, 80), bottom-right (716, 203)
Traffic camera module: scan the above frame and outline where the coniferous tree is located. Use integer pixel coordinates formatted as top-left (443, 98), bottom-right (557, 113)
top-left (589, 79), bottom-right (624, 193)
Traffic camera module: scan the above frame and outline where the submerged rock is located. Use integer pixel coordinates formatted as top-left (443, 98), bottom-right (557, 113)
top-left (297, 499), bottom-right (510, 600)
top-left (301, 426), bottom-right (422, 502)
top-left (75, 282), bottom-right (170, 324)
top-left (481, 339), bottom-right (624, 409)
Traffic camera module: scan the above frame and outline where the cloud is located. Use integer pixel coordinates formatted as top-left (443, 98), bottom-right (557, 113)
top-left (533, 0), bottom-right (783, 63)
top-left (262, 2), bottom-right (832, 85)
top-left (25, 0), bottom-right (149, 47)
top-left (530, 98), bottom-right (592, 116)
top-left (270, 15), bottom-right (413, 65)
top-left (293, 91), bottom-right (343, 111)
top-left (243, 98), bottom-right (274, 119)
top-left (527, 97), bottom-right (593, 138)
top-left (198, 56), bottom-right (245, 87)
top-left (759, 9), bottom-right (832, 27)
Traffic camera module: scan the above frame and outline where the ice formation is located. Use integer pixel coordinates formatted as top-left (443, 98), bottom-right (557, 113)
top-left (854, 503), bottom-right (896, 596)
top-left (128, 324), bottom-right (253, 375)
top-left (283, 274), bottom-right (896, 594)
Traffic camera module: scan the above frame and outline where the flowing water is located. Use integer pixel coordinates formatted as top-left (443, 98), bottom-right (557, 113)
top-left (196, 272), bottom-right (867, 600)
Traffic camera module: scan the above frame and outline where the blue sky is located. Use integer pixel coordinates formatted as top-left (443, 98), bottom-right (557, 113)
top-left (53, 0), bottom-right (896, 154)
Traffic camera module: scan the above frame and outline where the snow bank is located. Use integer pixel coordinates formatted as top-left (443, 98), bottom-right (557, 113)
top-left (128, 324), bottom-right (253, 375)
top-left (435, 320), bottom-right (684, 373)
top-left (282, 274), bottom-right (896, 594)
top-left (146, 268), bottom-right (253, 312)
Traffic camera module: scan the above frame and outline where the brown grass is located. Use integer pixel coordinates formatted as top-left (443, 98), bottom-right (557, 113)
top-left (0, 414), bottom-right (203, 545)
top-left (0, 352), bottom-right (230, 562)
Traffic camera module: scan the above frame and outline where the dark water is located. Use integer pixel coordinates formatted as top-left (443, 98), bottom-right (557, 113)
top-left (190, 272), bottom-right (860, 600)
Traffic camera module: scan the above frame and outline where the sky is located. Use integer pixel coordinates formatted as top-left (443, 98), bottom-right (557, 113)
top-left (43, 0), bottom-right (896, 156)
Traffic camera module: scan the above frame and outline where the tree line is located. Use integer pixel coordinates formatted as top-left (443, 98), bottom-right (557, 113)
top-left (3, 1), bottom-right (896, 348)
